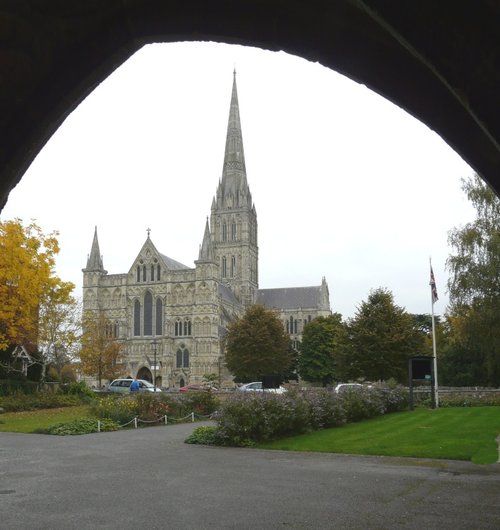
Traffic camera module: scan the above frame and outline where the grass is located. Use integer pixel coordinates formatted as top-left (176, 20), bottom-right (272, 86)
top-left (0, 405), bottom-right (92, 433)
top-left (258, 407), bottom-right (500, 465)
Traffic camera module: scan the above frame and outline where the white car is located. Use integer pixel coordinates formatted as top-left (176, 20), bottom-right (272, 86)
top-left (334, 383), bottom-right (365, 394)
top-left (238, 382), bottom-right (287, 394)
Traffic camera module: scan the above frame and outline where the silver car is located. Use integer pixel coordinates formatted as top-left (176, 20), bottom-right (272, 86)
top-left (108, 379), bottom-right (162, 393)
top-left (238, 382), bottom-right (287, 394)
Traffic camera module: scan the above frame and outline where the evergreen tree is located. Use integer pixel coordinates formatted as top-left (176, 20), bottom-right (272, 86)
top-left (298, 313), bottom-right (348, 386)
top-left (348, 288), bottom-right (425, 383)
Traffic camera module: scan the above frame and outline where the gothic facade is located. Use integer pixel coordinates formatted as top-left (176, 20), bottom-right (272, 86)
top-left (82, 73), bottom-right (331, 388)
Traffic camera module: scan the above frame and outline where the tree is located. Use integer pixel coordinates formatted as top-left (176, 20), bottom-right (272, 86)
top-left (224, 304), bottom-right (293, 382)
top-left (347, 288), bottom-right (425, 383)
top-left (446, 174), bottom-right (500, 385)
top-left (37, 291), bottom-right (81, 381)
top-left (0, 219), bottom-right (75, 378)
top-left (298, 313), bottom-right (348, 386)
top-left (79, 312), bottom-right (124, 387)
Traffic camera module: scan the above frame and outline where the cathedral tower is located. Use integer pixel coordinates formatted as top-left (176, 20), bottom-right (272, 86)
top-left (211, 71), bottom-right (258, 306)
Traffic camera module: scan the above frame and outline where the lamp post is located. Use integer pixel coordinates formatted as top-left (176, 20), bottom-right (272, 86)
top-left (151, 339), bottom-right (159, 392)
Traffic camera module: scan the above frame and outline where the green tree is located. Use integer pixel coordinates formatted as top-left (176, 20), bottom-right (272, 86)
top-left (37, 291), bottom-right (81, 381)
top-left (224, 304), bottom-right (293, 382)
top-left (446, 174), bottom-right (500, 385)
top-left (298, 313), bottom-right (348, 386)
top-left (348, 288), bottom-right (425, 383)
top-left (79, 312), bottom-right (124, 387)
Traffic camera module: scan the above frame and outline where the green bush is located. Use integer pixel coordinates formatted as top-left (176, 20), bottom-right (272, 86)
top-left (34, 418), bottom-right (119, 435)
top-left (60, 381), bottom-right (95, 401)
top-left (0, 391), bottom-right (83, 412)
top-left (215, 392), bottom-right (311, 446)
top-left (185, 426), bottom-right (222, 445)
top-left (0, 379), bottom-right (39, 396)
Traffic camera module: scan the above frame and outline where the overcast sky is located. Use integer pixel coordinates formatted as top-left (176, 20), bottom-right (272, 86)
top-left (1, 42), bottom-right (475, 319)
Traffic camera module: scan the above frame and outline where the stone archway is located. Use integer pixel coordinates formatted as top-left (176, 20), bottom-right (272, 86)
top-left (137, 366), bottom-right (152, 383)
top-left (0, 2), bottom-right (499, 211)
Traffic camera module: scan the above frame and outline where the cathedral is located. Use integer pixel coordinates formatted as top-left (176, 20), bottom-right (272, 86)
top-left (82, 72), bottom-right (331, 388)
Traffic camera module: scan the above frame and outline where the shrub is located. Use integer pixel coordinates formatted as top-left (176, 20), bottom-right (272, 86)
top-left (0, 391), bottom-right (82, 412)
top-left (34, 418), bottom-right (119, 435)
top-left (302, 389), bottom-right (346, 429)
top-left (215, 392), bottom-right (310, 446)
top-left (60, 381), bottom-right (95, 402)
top-left (185, 426), bottom-right (222, 445)
top-left (212, 384), bottom-right (409, 446)
top-left (0, 379), bottom-right (39, 396)
top-left (90, 395), bottom-right (140, 425)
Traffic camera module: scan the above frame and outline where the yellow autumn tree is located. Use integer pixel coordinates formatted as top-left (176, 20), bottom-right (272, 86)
top-left (0, 219), bottom-right (75, 353)
top-left (79, 311), bottom-right (125, 387)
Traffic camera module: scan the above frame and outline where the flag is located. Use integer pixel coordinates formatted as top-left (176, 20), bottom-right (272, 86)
top-left (430, 266), bottom-right (438, 304)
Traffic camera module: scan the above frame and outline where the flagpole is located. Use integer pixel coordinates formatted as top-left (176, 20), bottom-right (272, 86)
top-left (429, 258), bottom-right (439, 408)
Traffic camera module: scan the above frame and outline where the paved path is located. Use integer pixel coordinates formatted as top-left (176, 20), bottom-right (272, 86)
top-left (1, 422), bottom-right (499, 529)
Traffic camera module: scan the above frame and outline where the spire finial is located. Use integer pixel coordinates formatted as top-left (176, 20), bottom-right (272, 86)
top-left (147, 227), bottom-right (151, 238)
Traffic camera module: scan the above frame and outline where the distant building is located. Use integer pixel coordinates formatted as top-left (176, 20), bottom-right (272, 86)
top-left (82, 72), bottom-right (331, 388)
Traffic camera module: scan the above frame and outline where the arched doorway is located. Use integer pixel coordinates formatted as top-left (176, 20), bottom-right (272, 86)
top-left (137, 367), bottom-right (152, 383)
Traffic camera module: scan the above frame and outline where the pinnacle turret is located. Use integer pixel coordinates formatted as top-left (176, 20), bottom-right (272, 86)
top-left (198, 218), bottom-right (214, 261)
top-left (83, 226), bottom-right (106, 273)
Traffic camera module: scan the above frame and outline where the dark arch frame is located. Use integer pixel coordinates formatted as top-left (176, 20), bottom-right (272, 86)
top-left (1, 1), bottom-right (499, 212)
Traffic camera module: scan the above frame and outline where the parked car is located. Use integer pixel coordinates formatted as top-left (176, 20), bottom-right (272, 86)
top-left (334, 383), bottom-right (365, 394)
top-left (238, 382), bottom-right (287, 394)
top-left (108, 378), bottom-right (162, 393)
top-left (179, 383), bottom-right (216, 393)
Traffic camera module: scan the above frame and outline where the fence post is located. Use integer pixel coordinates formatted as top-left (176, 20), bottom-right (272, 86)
top-left (191, 412), bottom-right (195, 422)
top-left (97, 420), bottom-right (101, 433)
top-left (164, 415), bottom-right (168, 425)
top-left (134, 417), bottom-right (138, 429)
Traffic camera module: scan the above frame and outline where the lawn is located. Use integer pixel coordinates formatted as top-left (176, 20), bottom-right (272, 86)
top-left (0, 406), bottom-right (91, 433)
top-left (258, 407), bottom-right (500, 465)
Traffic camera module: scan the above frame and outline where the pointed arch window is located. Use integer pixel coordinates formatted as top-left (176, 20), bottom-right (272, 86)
top-left (136, 266), bottom-right (141, 282)
top-left (176, 345), bottom-right (189, 368)
top-left (174, 318), bottom-right (191, 337)
top-left (133, 300), bottom-right (141, 336)
top-left (231, 256), bottom-right (236, 278)
top-left (157, 264), bottom-right (161, 281)
top-left (155, 298), bottom-right (163, 336)
top-left (222, 256), bottom-right (227, 278)
top-left (222, 222), bottom-right (227, 242)
top-left (144, 291), bottom-right (153, 336)
top-left (151, 265), bottom-right (155, 281)
top-left (231, 222), bottom-right (236, 240)
top-left (142, 265), bottom-right (147, 282)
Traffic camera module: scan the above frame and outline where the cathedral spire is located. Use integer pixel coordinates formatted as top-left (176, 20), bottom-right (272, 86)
top-left (218, 70), bottom-right (252, 208)
top-left (198, 217), bottom-right (214, 261)
top-left (83, 226), bottom-right (106, 272)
